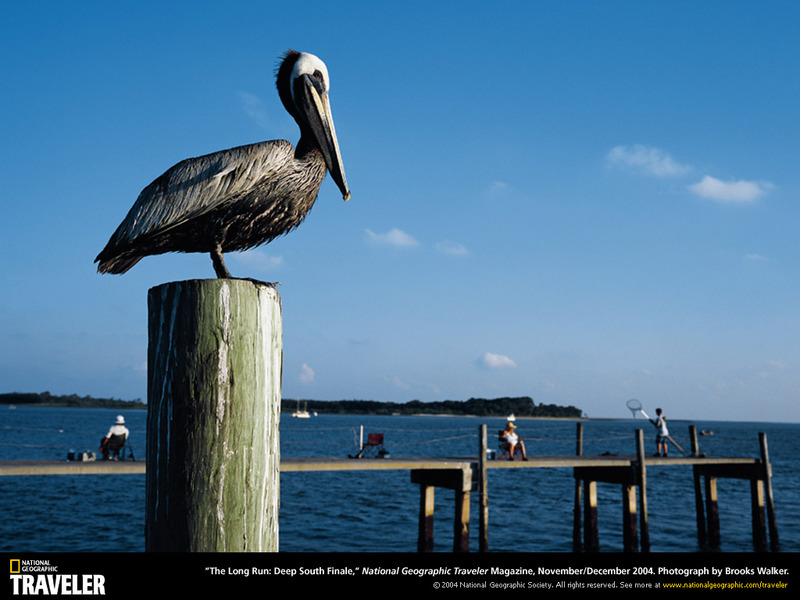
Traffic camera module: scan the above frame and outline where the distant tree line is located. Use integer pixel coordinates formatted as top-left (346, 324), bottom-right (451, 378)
top-left (2, 392), bottom-right (581, 418)
top-left (283, 396), bottom-right (582, 418)
top-left (0, 391), bottom-right (145, 410)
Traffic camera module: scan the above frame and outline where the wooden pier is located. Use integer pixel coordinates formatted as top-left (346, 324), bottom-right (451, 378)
top-left (279, 426), bottom-right (778, 553)
top-left (0, 424), bottom-right (779, 553)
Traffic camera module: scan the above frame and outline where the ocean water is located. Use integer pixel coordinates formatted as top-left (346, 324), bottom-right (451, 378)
top-left (1, 405), bottom-right (798, 553)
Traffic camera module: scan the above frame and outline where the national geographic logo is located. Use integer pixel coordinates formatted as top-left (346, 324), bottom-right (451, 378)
top-left (9, 559), bottom-right (106, 595)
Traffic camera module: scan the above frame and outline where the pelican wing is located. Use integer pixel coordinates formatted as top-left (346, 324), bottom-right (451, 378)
top-left (105, 140), bottom-right (294, 250)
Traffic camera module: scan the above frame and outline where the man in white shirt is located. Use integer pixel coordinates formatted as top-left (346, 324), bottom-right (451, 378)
top-left (102, 415), bottom-right (130, 460)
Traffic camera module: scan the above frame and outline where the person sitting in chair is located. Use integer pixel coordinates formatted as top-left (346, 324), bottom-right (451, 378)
top-left (502, 422), bottom-right (528, 461)
top-left (101, 415), bottom-right (129, 460)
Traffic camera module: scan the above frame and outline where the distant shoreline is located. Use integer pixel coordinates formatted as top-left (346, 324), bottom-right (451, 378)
top-left (1, 392), bottom-right (145, 410)
top-left (5, 403), bottom-right (794, 424)
top-left (280, 397), bottom-right (584, 419)
top-left (3, 393), bottom-right (583, 419)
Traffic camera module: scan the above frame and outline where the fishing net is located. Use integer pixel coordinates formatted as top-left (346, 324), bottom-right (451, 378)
top-left (626, 399), bottom-right (650, 420)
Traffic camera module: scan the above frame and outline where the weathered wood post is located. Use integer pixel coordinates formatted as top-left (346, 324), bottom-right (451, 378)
top-left (750, 474), bottom-right (768, 551)
top-left (582, 479), bottom-right (599, 551)
top-left (689, 424), bottom-right (700, 456)
top-left (411, 468), bottom-right (472, 552)
top-left (453, 471), bottom-right (471, 552)
top-left (572, 422), bottom-right (583, 551)
top-left (416, 482), bottom-right (436, 552)
top-left (690, 425), bottom-right (709, 548)
top-left (622, 482), bottom-right (639, 552)
top-left (145, 279), bottom-right (282, 552)
top-left (478, 424), bottom-right (489, 552)
top-left (635, 429), bottom-right (650, 551)
top-left (693, 465), bottom-right (708, 548)
top-left (759, 432), bottom-right (780, 551)
top-left (705, 474), bottom-right (721, 549)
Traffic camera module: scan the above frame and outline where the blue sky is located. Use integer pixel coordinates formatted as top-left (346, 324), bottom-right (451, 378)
top-left (2, 1), bottom-right (798, 422)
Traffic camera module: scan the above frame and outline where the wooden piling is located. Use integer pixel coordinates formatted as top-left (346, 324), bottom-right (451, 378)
top-left (689, 424), bottom-right (700, 456)
top-left (691, 431), bottom-right (779, 552)
top-left (572, 422), bottom-right (583, 551)
top-left (759, 433), bottom-right (780, 551)
top-left (417, 484), bottom-right (436, 552)
top-left (690, 425), bottom-right (709, 548)
top-left (478, 424), bottom-right (489, 552)
top-left (705, 474), bottom-right (721, 548)
top-left (411, 468), bottom-right (473, 552)
top-left (454, 482), bottom-right (471, 552)
top-left (145, 279), bottom-right (282, 552)
top-left (622, 483), bottom-right (638, 552)
top-left (693, 463), bottom-right (708, 549)
top-left (583, 479), bottom-right (599, 551)
top-left (750, 477), bottom-right (768, 551)
top-left (635, 429), bottom-right (650, 551)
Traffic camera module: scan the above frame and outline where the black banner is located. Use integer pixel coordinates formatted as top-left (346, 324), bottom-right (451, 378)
top-left (3, 551), bottom-right (796, 595)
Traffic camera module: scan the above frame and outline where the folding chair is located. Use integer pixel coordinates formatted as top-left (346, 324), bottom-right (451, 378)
top-left (350, 433), bottom-right (389, 459)
top-left (102, 434), bottom-right (128, 460)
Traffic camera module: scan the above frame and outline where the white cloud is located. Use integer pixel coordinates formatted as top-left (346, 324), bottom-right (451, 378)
top-left (234, 249), bottom-right (283, 271)
top-left (688, 175), bottom-right (772, 204)
top-left (299, 363), bottom-right (314, 384)
top-left (365, 228), bottom-right (419, 247)
top-left (487, 181), bottom-right (512, 197)
top-left (608, 145), bottom-right (774, 206)
top-left (435, 241), bottom-right (470, 256)
top-left (606, 145), bottom-right (690, 177)
top-left (384, 375), bottom-right (410, 389)
top-left (482, 352), bottom-right (517, 369)
top-left (238, 91), bottom-right (270, 130)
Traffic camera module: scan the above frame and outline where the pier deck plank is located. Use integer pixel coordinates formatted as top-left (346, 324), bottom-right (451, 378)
top-left (0, 454), bottom-right (758, 476)
top-left (0, 459), bottom-right (146, 476)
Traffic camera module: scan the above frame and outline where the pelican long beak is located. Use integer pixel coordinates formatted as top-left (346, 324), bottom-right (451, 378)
top-left (294, 74), bottom-right (350, 201)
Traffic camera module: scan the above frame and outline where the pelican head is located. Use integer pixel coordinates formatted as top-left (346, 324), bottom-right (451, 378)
top-left (277, 51), bottom-right (350, 201)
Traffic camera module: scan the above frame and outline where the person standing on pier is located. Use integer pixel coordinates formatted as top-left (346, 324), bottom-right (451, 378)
top-left (650, 408), bottom-right (669, 457)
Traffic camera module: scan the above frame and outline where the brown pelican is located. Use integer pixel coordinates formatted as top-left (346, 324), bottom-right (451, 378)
top-left (95, 50), bottom-right (350, 278)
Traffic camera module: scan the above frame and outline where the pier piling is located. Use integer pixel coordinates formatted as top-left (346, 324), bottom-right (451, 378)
top-left (635, 429), bottom-right (650, 552)
top-left (692, 431), bottom-right (778, 552)
top-left (572, 422), bottom-right (583, 551)
top-left (411, 467), bottom-right (473, 552)
top-left (478, 424), bottom-right (489, 552)
top-left (760, 433), bottom-right (780, 551)
top-left (145, 279), bottom-right (282, 552)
